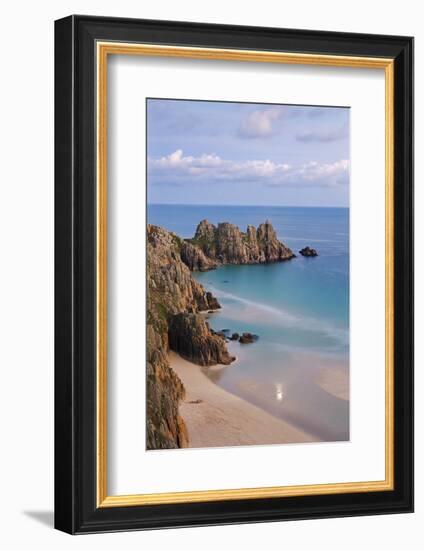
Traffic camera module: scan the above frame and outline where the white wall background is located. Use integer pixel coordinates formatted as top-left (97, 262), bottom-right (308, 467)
top-left (0, 1), bottom-right (420, 548)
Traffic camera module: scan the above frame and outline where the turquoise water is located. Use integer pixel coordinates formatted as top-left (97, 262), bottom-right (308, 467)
top-left (148, 204), bottom-right (349, 441)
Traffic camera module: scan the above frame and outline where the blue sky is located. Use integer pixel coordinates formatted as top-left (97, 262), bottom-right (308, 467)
top-left (147, 99), bottom-right (349, 207)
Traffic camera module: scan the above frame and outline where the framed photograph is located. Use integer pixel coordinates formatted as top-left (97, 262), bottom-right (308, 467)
top-left (54, 15), bottom-right (413, 534)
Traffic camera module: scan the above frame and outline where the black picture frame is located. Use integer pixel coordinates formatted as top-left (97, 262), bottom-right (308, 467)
top-left (55, 14), bottom-right (414, 534)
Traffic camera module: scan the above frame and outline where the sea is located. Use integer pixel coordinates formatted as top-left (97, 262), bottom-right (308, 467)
top-left (148, 204), bottom-right (349, 442)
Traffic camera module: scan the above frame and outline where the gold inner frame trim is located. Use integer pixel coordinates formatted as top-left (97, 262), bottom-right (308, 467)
top-left (96, 41), bottom-right (395, 508)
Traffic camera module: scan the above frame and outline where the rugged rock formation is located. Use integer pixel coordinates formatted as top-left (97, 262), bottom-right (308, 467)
top-left (146, 219), bottom-right (293, 449)
top-left (146, 333), bottom-right (188, 449)
top-left (299, 246), bottom-right (318, 257)
top-left (147, 225), bottom-right (220, 315)
top-left (189, 219), bottom-right (294, 265)
top-left (239, 332), bottom-right (259, 344)
top-left (205, 291), bottom-right (220, 310)
top-left (180, 241), bottom-right (218, 272)
top-left (168, 313), bottom-right (235, 366)
top-left (146, 225), bottom-right (222, 450)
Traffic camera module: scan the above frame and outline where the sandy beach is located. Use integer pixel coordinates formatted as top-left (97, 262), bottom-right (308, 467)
top-left (316, 366), bottom-right (349, 401)
top-left (169, 351), bottom-right (317, 448)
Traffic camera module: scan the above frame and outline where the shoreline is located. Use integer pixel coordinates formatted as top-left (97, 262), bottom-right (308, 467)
top-left (169, 351), bottom-right (318, 448)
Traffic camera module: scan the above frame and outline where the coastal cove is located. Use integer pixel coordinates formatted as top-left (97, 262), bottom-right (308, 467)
top-left (147, 204), bottom-right (349, 449)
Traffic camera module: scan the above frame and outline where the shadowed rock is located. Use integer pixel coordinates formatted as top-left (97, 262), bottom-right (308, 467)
top-left (299, 246), bottom-right (318, 257)
top-left (180, 241), bottom-right (217, 271)
top-left (169, 313), bottom-right (235, 366)
top-left (239, 332), bottom-right (259, 344)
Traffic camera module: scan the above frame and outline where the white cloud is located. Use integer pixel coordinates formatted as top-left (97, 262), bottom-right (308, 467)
top-left (238, 107), bottom-right (284, 138)
top-left (149, 150), bottom-right (349, 188)
top-left (291, 159), bottom-right (349, 186)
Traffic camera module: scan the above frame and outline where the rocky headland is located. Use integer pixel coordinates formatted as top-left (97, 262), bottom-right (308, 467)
top-left (186, 219), bottom-right (295, 268)
top-left (147, 220), bottom-right (304, 449)
top-left (146, 224), bottom-right (225, 449)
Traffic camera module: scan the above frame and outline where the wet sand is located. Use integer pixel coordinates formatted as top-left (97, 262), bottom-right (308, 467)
top-left (316, 366), bottom-right (349, 401)
top-left (169, 351), bottom-right (317, 448)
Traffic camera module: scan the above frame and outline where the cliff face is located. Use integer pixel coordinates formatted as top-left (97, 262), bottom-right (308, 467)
top-left (180, 241), bottom-right (218, 272)
top-left (189, 219), bottom-right (294, 265)
top-left (147, 219), bottom-right (292, 449)
top-left (146, 323), bottom-right (188, 449)
top-left (147, 225), bottom-right (219, 315)
top-left (169, 313), bottom-right (235, 366)
top-left (146, 225), bottom-right (224, 449)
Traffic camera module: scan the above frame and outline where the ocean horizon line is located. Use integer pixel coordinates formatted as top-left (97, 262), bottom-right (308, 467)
top-left (148, 203), bottom-right (349, 209)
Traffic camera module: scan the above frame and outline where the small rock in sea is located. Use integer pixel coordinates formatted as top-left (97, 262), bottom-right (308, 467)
top-left (221, 328), bottom-right (230, 334)
top-left (239, 332), bottom-right (258, 344)
top-left (299, 246), bottom-right (318, 257)
top-left (215, 331), bottom-right (227, 339)
top-left (222, 280), bottom-right (229, 283)
top-left (230, 332), bottom-right (239, 341)
top-left (208, 310), bottom-right (218, 314)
